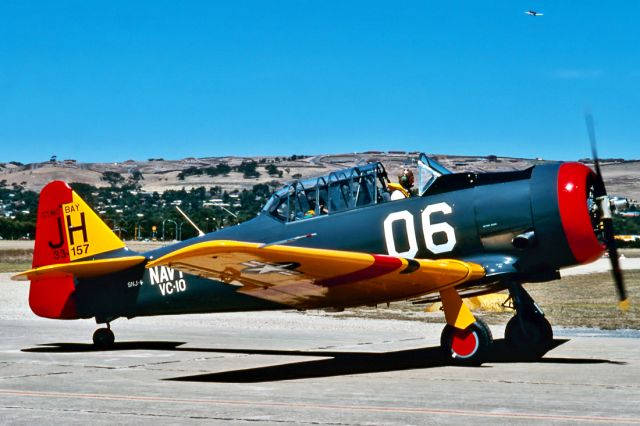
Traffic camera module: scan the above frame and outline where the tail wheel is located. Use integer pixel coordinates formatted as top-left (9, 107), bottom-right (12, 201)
top-left (93, 327), bottom-right (115, 349)
top-left (440, 319), bottom-right (493, 366)
top-left (505, 314), bottom-right (553, 359)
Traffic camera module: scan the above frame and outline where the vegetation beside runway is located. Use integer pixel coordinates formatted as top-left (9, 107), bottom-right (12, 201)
top-left (0, 248), bottom-right (31, 272)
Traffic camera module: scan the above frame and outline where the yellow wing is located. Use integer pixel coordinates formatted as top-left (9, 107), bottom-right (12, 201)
top-left (146, 240), bottom-right (485, 309)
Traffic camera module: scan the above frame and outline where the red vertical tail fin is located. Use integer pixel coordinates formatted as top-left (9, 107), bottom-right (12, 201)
top-left (29, 181), bottom-right (127, 319)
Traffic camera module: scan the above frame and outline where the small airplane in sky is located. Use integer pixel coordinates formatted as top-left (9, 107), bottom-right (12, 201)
top-left (12, 124), bottom-right (629, 365)
top-left (525, 10), bottom-right (544, 17)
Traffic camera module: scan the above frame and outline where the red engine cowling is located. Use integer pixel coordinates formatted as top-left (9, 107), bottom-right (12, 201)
top-left (556, 162), bottom-right (604, 264)
top-left (526, 162), bottom-right (604, 273)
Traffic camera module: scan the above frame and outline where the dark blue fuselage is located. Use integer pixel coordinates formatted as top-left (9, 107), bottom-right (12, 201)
top-left (76, 163), bottom-right (582, 323)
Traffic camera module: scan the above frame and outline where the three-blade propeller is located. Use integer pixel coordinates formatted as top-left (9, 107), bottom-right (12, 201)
top-left (585, 112), bottom-right (629, 310)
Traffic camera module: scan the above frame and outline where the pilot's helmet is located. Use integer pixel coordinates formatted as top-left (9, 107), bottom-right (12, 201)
top-left (399, 168), bottom-right (414, 189)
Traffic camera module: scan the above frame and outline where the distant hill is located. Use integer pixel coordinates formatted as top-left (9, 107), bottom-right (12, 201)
top-left (1, 153), bottom-right (638, 200)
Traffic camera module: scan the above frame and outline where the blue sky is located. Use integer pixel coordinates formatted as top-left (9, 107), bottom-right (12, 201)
top-left (1, 1), bottom-right (639, 163)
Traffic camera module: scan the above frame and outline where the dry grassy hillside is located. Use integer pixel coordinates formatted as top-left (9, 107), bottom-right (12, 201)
top-left (599, 160), bottom-right (640, 201)
top-left (1, 154), bottom-right (638, 199)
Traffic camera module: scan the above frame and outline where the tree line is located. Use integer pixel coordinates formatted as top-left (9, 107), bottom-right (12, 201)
top-left (1, 171), bottom-right (639, 246)
top-left (0, 177), bottom-right (275, 241)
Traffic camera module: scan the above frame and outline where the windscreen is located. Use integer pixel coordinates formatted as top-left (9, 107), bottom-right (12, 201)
top-left (418, 153), bottom-right (452, 196)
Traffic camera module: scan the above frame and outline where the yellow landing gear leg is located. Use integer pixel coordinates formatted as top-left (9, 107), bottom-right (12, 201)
top-left (439, 287), bottom-right (493, 365)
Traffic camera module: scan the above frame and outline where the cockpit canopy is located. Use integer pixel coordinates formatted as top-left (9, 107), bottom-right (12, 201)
top-left (262, 153), bottom-right (452, 222)
top-left (262, 162), bottom-right (390, 222)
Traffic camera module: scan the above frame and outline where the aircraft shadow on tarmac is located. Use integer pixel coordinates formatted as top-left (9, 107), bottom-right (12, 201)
top-left (22, 338), bottom-right (626, 383)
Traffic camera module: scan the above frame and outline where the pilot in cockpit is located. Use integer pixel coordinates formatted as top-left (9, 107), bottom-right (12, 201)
top-left (304, 194), bottom-right (328, 218)
top-left (388, 168), bottom-right (415, 200)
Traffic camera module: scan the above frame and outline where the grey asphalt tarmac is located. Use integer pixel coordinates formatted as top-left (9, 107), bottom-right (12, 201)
top-left (2, 273), bottom-right (640, 425)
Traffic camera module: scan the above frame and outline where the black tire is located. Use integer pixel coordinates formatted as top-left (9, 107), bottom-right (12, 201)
top-left (93, 327), bottom-right (115, 349)
top-left (440, 318), bottom-right (493, 366)
top-left (505, 314), bottom-right (553, 360)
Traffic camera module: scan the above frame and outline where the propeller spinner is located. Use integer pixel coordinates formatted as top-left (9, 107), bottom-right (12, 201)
top-left (585, 112), bottom-right (629, 310)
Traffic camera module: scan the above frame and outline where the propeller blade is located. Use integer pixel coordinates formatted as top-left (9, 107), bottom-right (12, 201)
top-left (602, 218), bottom-right (629, 310)
top-left (584, 112), bottom-right (629, 310)
top-left (585, 112), bottom-right (606, 195)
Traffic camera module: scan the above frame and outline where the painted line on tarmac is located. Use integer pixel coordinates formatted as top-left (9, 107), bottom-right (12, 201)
top-left (0, 388), bottom-right (638, 424)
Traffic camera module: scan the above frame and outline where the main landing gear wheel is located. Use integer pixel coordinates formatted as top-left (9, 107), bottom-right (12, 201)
top-left (440, 319), bottom-right (493, 366)
top-left (505, 314), bottom-right (553, 360)
top-left (93, 327), bottom-right (115, 349)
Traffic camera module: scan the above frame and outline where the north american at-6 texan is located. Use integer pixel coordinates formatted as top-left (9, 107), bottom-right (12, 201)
top-left (12, 143), bottom-right (630, 365)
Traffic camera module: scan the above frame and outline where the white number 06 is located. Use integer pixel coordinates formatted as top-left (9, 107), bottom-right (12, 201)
top-left (383, 202), bottom-right (456, 257)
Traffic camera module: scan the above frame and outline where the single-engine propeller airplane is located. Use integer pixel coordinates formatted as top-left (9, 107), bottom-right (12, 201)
top-left (12, 123), bottom-right (630, 365)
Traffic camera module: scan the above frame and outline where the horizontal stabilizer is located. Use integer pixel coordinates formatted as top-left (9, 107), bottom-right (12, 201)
top-left (12, 256), bottom-right (146, 282)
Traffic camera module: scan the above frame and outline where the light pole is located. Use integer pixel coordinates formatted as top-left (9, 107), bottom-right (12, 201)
top-left (162, 219), bottom-right (177, 241)
top-left (113, 209), bottom-right (124, 239)
top-left (136, 213), bottom-right (144, 241)
top-left (177, 221), bottom-right (185, 241)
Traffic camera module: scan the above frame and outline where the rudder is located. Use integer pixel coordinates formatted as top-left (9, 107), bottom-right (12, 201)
top-left (29, 181), bottom-right (127, 319)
